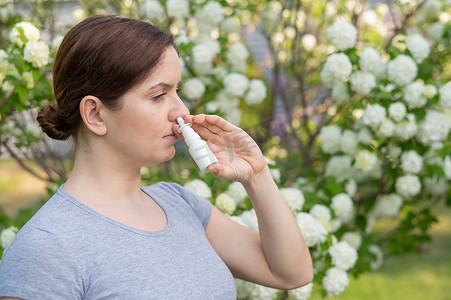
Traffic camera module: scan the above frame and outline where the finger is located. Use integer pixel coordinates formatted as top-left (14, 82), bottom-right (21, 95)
top-left (172, 123), bottom-right (184, 140)
top-left (204, 114), bottom-right (236, 132)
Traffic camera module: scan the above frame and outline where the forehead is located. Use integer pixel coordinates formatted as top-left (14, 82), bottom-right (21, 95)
top-left (140, 47), bottom-right (181, 88)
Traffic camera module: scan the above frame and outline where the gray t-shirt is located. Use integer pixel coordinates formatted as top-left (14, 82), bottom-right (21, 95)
top-left (0, 182), bottom-right (237, 299)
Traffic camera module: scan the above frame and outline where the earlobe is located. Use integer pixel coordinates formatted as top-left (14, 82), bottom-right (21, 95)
top-left (80, 96), bottom-right (107, 136)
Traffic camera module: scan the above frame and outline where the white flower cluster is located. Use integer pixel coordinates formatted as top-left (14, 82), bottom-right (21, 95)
top-left (24, 41), bottom-right (49, 68)
top-left (215, 193), bottom-right (236, 215)
top-left (373, 193), bottom-right (403, 218)
top-left (320, 53), bottom-right (352, 87)
top-left (10, 22), bottom-right (40, 46)
top-left (167, 0), bottom-right (190, 19)
top-left (1, 226), bottom-right (18, 249)
top-left (418, 110), bottom-right (451, 145)
top-left (322, 267), bottom-right (349, 296)
top-left (288, 282), bottom-right (313, 300)
top-left (226, 42), bottom-right (249, 73)
top-left (244, 79), bottom-right (267, 105)
top-left (341, 130), bottom-right (358, 156)
top-left (395, 114), bottom-right (418, 140)
top-left (223, 72), bottom-right (249, 97)
top-left (310, 205), bottom-right (332, 227)
top-left (246, 282), bottom-right (280, 300)
top-left (363, 104), bottom-right (386, 128)
top-left (296, 212), bottom-right (328, 247)
top-left (225, 181), bottom-right (247, 207)
top-left (395, 174), bottom-right (421, 198)
top-left (387, 55), bottom-right (417, 86)
top-left (236, 209), bottom-right (258, 231)
top-left (378, 118), bottom-right (396, 137)
top-left (141, 0), bottom-right (165, 23)
top-left (320, 125), bottom-right (341, 154)
top-left (341, 231), bottom-right (362, 249)
top-left (326, 21), bottom-right (357, 51)
top-left (196, 1), bottom-right (224, 27)
top-left (206, 90), bottom-right (242, 125)
top-left (350, 71), bottom-right (376, 96)
top-left (403, 82), bottom-right (427, 108)
top-left (359, 47), bottom-right (385, 78)
top-left (183, 78), bottom-right (206, 100)
top-left (281, 187), bottom-right (305, 212)
top-left (329, 241), bottom-right (358, 270)
top-left (428, 22), bottom-right (445, 42)
top-left (184, 179), bottom-right (212, 198)
top-left (406, 33), bottom-right (430, 63)
top-left (400, 150), bottom-right (423, 174)
top-left (331, 193), bottom-right (354, 223)
top-left (325, 156), bottom-right (352, 181)
top-left (444, 156), bottom-right (451, 180)
top-left (331, 82), bottom-right (350, 104)
top-left (388, 102), bottom-right (407, 122)
top-left (355, 150), bottom-right (378, 172)
top-left (191, 43), bottom-right (217, 75)
top-left (368, 244), bottom-right (384, 271)
top-left (439, 84), bottom-right (451, 108)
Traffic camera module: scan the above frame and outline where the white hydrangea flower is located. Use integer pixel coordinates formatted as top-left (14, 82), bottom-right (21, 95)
top-left (355, 150), bottom-right (378, 172)
top-left (270, 168), bottom-right (281, 183)
top-left (215, 193), bottom-right (236, 215)
top-left (184, 179), bottom-right (212, 198)
top-left (322, 267), bottom-right (349, 296)
top-left (329, 241), bottom-right (358, 271)
top-left (288, 282), bottom-right (313, 300)
top-left (320, 125), bottom-right (341, 154)
top-left (247, 283), bottom-right (280, 300)
top-left (406, 33), bottom-right (430, 63)
top-left (423, 84), bottom-right (437, 98)
top-left (363, 104), bottom-right (386, 128)
top-left (350, 71), bottom-right (376, 96)
top-left (325, 155), bottom-right (353, 181)
top-left (296, 212), bottom-right (328, 247)
top-left (196, 1), bottom-right (224, 26)
top-left (444, 156), bottom-right (451, 180)
top-left (403, 82), bottom-right (427, 108)
top-left (418, 110), bottom-right (451, 145)
top-left (327, 21), bottom-right (357, 51)
top-left (244, 79), bottom-right (267, 105)
top-left (320, 53), bottom-right (352, 87)
top-left (395, 115), bottom-right (418, 140)
top-left (378, 118), bottom-right (396, 138)
top-left (1, 226), bottom-right (18, 249)
top-left (373, 193), bottom-right (403, 218)
top-left (345, 179), bottom-right (357, 197)
top-left (239, 209), bottom-right (258, 231)
top-left (419, 0), bottom-right (442, 22)
top-left (310, 204), bottom-right (332, 223)
top-left (428, 22), bottom-right (445, 42)
top-left (387, 55), bottom-right (417, 87)
top-left (439, 84), bottom-right (451, 108)
top-left (220, 17), bottom-right (238, 33)
top-left (388, 102), bottom-right (407, 122)
top-left (10, 22), bottom-right (40, 46)
top-left (341, 231), bottom-right (362, 249)
top-left (226, 181), bottom-right (247, 207)
top-left (141, 0), bottom-right (165, 23)
top-left (400, 150), bottom-right (423, 174)
top-left (223, 73), bottom-right (249, 97)
top-left (331, 193), bottom-right (354, 223)
top-left (368, 244), bottom-right (384, 271)
top-left (182, 78), bottom-right (205, 100)
top-left (331, 82), bottom-right (350, 104)
top-left (359, 47), bottom-right (384, 74)
top-left (424, 175), bottom-right (449, 196)
top-left (340, 130), bottom-right (358, 156)
top-left (192, 43), bottom-right (215, 74)
top-left (23, 41), bottom-right (49, 68)
top-left (395, 175), bottom-right (421, 198)
top-left (166, 0), bottom-right (190, 19)
top-left (226, 42), bottom-right (249, 63)
top-left (281, 187), bottom-right (305, 212)
top-left (357, 127), bottom-right (373, 145)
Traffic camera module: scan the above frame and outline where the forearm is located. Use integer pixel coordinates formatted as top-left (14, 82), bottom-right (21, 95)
top-left (243, 166), bottom-right (313, 285)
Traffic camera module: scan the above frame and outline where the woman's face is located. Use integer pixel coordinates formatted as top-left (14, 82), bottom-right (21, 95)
top-left (102, 46), bottom-right (189, 167)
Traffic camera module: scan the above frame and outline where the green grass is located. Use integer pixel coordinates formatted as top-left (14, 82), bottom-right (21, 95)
top-left (310, 205), bottom-right (451, 300)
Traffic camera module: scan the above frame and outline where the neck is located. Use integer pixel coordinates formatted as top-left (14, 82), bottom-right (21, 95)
top-left (63, 145), bottom-right (144, 206)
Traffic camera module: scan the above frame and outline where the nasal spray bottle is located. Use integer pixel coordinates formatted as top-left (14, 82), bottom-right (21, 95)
top-left (177, 117), bottom-right (218, 171)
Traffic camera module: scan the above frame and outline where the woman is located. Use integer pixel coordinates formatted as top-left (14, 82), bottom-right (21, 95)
top-left (0, 15), bottom-right (312, 299)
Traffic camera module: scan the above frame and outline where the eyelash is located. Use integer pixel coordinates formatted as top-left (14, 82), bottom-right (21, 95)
top-left (152, 88), bottom-right (182, 101)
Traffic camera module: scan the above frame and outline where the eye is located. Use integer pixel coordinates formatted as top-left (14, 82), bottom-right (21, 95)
top-left (153, 93), bottom-right (167, 101)
top-left (176, 88), bottom-right (182, 94)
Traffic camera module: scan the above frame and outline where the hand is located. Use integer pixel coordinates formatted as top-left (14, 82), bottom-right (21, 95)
top-left (173, 114), bottom-right (267, 185)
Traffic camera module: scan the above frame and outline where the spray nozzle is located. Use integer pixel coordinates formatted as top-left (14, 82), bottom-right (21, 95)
top-left (176, 117), bottom-right (201, 147)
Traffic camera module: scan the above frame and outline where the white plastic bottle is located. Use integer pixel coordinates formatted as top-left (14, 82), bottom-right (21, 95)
top-left (177, 117), bottom-right (218, 171)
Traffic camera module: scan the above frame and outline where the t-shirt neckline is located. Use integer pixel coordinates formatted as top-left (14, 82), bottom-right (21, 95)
top-left (57, 183), bottom-right (170, 237)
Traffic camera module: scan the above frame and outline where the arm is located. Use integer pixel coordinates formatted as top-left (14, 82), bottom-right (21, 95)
top-left (175, 114), bottom-right (313, 289)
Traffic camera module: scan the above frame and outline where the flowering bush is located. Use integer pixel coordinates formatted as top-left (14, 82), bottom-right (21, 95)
top-left (1, 0), bottom-right (451, 299)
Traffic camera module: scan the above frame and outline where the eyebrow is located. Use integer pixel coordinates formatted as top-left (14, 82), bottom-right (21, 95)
top-left (148, 81), bottom-right (182, 91)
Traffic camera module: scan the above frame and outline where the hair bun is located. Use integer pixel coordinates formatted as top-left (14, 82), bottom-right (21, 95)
top-left (36, 104), bottom-right (72, 140)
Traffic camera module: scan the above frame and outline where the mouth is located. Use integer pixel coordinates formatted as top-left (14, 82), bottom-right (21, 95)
top-left (163, 133), bottom-right (178, 140)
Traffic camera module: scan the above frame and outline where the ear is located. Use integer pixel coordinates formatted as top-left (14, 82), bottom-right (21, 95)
top-left (79, 95), bottom-right (107, 136)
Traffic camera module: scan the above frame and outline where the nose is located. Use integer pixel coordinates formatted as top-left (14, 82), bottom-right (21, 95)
top-left (168, 95), bottom-right (190, 122)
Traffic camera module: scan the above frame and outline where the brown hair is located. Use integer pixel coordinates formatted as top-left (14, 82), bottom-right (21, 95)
top-left (37, 15), bottom-right (177, 140)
